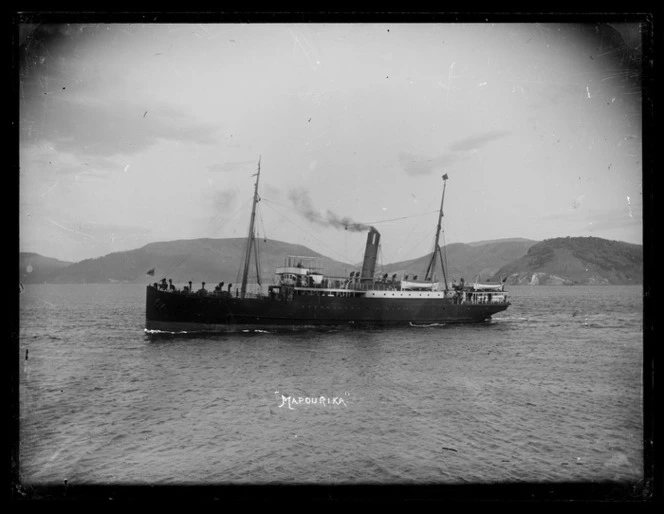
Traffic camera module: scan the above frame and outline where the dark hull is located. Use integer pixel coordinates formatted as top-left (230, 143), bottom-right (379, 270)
top-left (145, 286), bottom-right (510, 332)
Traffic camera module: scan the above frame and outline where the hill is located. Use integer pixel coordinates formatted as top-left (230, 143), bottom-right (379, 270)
top-left (379, 239), bottom-right (538, 283)
top-left (492, 237), bottom-right (642, 285)
top-left (464, 237), bottom-right (536, 248)
top-left (23, 238), bottom-right (354, 286)
top-left (20, 235), bottom-right (641, 286)
top-left (19, 237), bottom-right (539, 286)
top-left (19, 253), bottom-right (73, 284)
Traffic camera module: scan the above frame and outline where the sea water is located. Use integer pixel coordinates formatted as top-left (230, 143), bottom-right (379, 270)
top-left (17, 284), bottom-right (644, 490)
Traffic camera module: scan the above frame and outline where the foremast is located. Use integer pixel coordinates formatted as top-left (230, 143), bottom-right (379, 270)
top-left (240, 157), bottom-right (262, 298)
top-left (424, 173), bottom-right (449, 288)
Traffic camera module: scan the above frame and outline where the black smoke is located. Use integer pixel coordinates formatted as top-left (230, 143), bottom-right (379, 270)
top-left (288, 188), bottom-right (373, 232)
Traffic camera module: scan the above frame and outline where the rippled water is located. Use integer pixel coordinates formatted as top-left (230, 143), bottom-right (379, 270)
top-left (17, 284), bottom-right (644, 492)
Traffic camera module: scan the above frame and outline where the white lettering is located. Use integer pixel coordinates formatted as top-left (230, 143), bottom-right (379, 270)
top-left (276, 393), bottom-right (350, 410)
top-left (278, 394), bottom-right (295, 410)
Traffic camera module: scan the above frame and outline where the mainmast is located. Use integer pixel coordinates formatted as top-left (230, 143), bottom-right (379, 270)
top-left (424, 173), bottom-right (449, 288)
top-left (240, 157), bottom-right (261, 298)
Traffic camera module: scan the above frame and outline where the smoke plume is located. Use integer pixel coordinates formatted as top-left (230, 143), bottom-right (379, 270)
top-left (288, 188), bottom-right (373, 232)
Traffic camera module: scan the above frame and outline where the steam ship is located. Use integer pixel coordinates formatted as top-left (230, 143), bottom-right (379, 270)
top-left (145, 161), bottom-right (510, 332)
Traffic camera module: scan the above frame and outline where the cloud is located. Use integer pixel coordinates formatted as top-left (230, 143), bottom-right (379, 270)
top-left (45, 217), bottom-right (96, 241)
top-left (288, 188), bottom-right (373, 232)
top-left (398, 152), bottom-right (460, 176)
top-left (399, 130), bottom-right (511, 176)
top-left (538, 202), bottom-right (642, 225)
top-left (211, 190), bottom-right (238, 213)
top-left (262, 183), bottom-right (282, 201)
top-left (584, 209), bottom-right (642, 236)
top-left (25, 217), bottom-right (155, 262)
top-left (448, 130), bottom-right (511, 152)
top-left (54, 156), bottom-right (128, 178)
top-left (21, 144), bottom-right (129, 184)
top-left (207, 160), bottom-right (256, 173)
top-left (43, 217), bottom-right (152, 245)
top-left (18, 27), bottom-right (220, 158)
top-left (54, 166), bottom-right (108, 180)
top-left (20, 97), bottom-right (220, 157)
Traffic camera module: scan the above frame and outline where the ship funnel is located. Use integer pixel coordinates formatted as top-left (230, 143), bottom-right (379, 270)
top-left (360, 228), bottom-right (380, 281)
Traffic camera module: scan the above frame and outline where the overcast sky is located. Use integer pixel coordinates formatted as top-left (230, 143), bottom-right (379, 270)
top-left (18, 20), bottom-right (644, 265)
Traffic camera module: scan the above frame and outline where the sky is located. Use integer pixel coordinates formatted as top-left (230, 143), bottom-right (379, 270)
top-left (18, 19), bottom-right (645, 266)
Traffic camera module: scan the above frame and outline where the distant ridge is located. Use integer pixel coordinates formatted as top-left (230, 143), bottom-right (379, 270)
top-left (20, 238), bottom-right (353, 285)
top-left (19, 253), bottom-right (73, 284)
top-left (19, 235), bottom-right (641, 285)
top-left (492, 236), bottom-right (642, 285)
top-left (380, 239), bottom-right (538, 283)
top-left (464, 237), bottom-right (536, 248)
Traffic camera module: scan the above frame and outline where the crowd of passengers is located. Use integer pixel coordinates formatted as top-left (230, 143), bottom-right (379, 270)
top-left (152, 274), bottom-right (500, 301)
top-left (153, 278), bottom-right (235, 296)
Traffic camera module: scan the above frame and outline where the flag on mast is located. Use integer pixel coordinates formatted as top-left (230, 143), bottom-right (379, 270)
top-left (146, 268), bottom-right (155, 276)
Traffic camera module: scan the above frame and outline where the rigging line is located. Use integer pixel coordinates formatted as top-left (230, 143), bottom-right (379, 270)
top-left (344, 229), bottom-right (347, 276)
top-left (442, 229), bottom-right (449, 284)
top-left (391, 206), bottom-right (441, 264)
top-left (258, 202), bottom-right (268, 242)
top-left (254, 203), bottom-right (264, 289)
top-left (236, 186), bottom-right (263, 290)
top-left (425, 232), bottom-right (443, 281)
top-left (261, 197), bottom-right (350, 227)
top-left (261, 196), bottom-right (440, 266)
top-left (409, 228), bottom-right (437, 260)
top-left (363, 211), bottom-right (439, 225)
top-left (207, 197), bottom-right (253, 236)
top-left (236, 226), bottom-right (253, 288)
top-left (253, 231), bottom-right (261, 291)
top-left (442, 217), bottom-right (461, 247)
top-left (160, 254), bottom-right (194, 282)
top-left (236, 238), bottom-right (250, 288)
top-left (345, 246), bottom-right (365, 275)
top-left (261, 197), bottom-right (438, 226)
top-left (430, 236), bottom-right (445, 281)
top-left (377, 244), bottom-right (384, 274)
top-left (398, 228), bottom-right (437, 267)
top-left (334, 230), bottom-right (366, 273)
top-left (261, 201), bottom-right (353, 264)
top-left (159, 198), bottom-right (253, 280)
